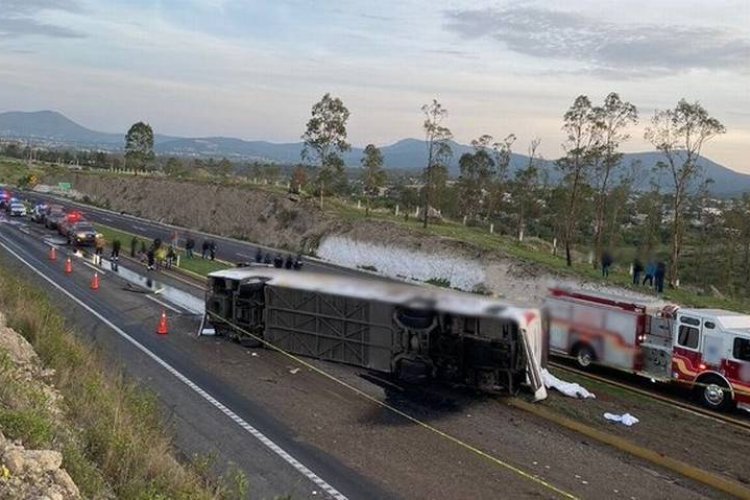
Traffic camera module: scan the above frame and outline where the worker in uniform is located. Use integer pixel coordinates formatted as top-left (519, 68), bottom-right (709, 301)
top-left (209, 240), bottom-right (217, 261)
top-left (94, 233), bottom-right (105, 265)
top-left (273, 254), bottom-right (283, 268)
top-left (284, 254), bottom-right (294, 269)
top-left (255, 248), bottom-right (263, 263)
top-left (166, 245), bottom-right (176, 269)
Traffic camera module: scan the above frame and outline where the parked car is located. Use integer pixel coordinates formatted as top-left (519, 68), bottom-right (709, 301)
top-left (67, 221), bottom-right (97, 247)
top-left (30, 203), bottom-right (48, 223)
top-left (0, 190), bottom-right (12, 209)
top-left (45, 208), bottom-right (66, 230)
top-left (8, 202), bottom-right (27, 217)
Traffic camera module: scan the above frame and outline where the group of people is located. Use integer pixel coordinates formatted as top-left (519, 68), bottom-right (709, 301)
top-left (600, 252), bottom-right (667, 294)
top-left (254, 248), bottom-right (303, 270)
top-left (183, 238), bottom-right (217, 261)
top-left (632, 258), bottom-right (667, 294)
top-left (130, 236), bottom-right (177, 271)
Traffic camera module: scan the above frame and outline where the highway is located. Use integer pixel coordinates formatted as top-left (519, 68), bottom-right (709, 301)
top-left (24, 190), bottom-right (370, 279)
top-left (0, 212), bottom-right (719, 499)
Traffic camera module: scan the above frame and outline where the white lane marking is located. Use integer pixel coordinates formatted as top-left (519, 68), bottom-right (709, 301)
top-left (145, 294), bottom-right (182, 313)
top-left (0, 237), bottom-right (348, 500)
top-left (100, 216), bottom-right (113, 222)
top-left (236, 252), bottom-right (254, 258)
top-left (132, 224), bottom-right (149, 232)
top-left (83, 260), bottom-right (107, 275)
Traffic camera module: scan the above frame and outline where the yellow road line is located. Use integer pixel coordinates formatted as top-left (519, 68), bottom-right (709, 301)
top-left (206, 311), bottom-right (578, 499)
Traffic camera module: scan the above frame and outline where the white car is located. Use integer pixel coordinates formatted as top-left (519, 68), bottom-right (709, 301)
top-left (8, 203), bottom-right (27, 217)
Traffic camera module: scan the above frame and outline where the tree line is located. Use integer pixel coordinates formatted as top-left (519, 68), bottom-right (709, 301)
top-left (3, 93), bottom-right (730, 294)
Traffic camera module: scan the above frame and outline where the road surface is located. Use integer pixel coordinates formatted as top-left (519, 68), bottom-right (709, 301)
top-left (0, 215), bottom-right (719, 500)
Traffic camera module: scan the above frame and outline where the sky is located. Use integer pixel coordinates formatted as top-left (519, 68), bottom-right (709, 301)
top-left (0, 0), bottom-right (748, 170)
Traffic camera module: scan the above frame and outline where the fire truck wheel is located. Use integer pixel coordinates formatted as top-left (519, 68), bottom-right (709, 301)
top-left (573, 343), bottom-right (596, 369)
top-left (695, 375), bottom-right (733, 412)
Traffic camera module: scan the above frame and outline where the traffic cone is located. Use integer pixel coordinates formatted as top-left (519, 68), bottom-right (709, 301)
top-left (64, 257), bottom-right (72, 274)
top-left (90, 272), bottom-right (100, 290)
top-left (49, 246), bottom-right (57, 261)
top-left (156, 310), bottom-right (169, 335)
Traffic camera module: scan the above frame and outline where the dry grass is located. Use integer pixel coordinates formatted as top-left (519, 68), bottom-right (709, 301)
top-left (0, 267), bottom-right (233, 498)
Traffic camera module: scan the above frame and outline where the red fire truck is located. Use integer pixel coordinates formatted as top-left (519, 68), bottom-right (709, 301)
top-left (544, 288), bottom-right (750, 411)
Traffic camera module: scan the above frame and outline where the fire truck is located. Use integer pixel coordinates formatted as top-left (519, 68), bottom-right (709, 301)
top-left (544, 288), bottom-right (750, 411)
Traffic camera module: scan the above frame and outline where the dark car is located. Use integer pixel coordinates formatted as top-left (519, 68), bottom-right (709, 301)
top-left (45, 208), bottom-right (67, 230)
top-left (67, 221), bottom-right (97, 247)
top-left (58, 211), bottom-right (85, 237)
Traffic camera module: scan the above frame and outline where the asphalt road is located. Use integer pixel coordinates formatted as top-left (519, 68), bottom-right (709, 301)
top-left (0, 215), bottom-right (718, 500)
top-left (0, 219), bottom-right (387, 500)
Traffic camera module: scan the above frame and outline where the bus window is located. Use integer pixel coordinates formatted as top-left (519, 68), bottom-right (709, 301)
top-left (677, 325), bottom-right (700, 349)
top-left (733, 338), bottom-right (750, 362)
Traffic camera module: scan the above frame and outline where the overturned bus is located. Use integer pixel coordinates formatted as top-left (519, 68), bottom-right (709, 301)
top-left (203, 268), bottom-right (547, 400)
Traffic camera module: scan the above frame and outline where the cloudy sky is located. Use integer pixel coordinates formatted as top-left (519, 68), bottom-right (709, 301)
top-left (1, 0), bottom-right (748, 170)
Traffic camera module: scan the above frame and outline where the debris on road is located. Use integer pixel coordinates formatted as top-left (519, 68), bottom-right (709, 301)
top-left (604, 413), bottom-right (640, 426)
top-left (542, 369), bottom-right (595, 399)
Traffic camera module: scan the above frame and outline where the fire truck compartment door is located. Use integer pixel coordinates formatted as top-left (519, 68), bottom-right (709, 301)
top-left (702, 334), bottom-right (723, 367)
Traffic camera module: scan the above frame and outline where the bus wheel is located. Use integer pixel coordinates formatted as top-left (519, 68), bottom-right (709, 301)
top-left (695, 375), bottom-right (733, 412)
top-left (573, 343), bottom-right (595, 369)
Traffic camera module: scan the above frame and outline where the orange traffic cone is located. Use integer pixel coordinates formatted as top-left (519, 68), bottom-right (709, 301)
top-left (49, 246), bottom-right (57, 261)
top-left (64, 257), bottom-right (72, 274)
top-left (156, 310), bottom-right (169, 335)
top-left (90, 272), bottom-right (100, 290)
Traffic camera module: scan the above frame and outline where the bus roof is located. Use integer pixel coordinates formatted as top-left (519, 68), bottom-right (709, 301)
top-left (208, 267), bottom-right (533, 321)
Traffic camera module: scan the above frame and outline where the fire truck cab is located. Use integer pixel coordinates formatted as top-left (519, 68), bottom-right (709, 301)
top-left (545, 288), bottom-right (750, 411)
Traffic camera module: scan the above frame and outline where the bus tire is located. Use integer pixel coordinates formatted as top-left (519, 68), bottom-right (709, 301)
top-left (572, 343), bottom-right (596, 369)
top-left (695, 374), bottom-right (734, 412)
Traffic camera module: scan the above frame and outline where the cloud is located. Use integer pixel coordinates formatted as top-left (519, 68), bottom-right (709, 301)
top-left (445, 6), bottom-right (750, 77)
top-left (0, 0), bottom-right (84, 39)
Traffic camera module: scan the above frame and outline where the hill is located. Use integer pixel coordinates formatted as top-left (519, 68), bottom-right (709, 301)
top-left (1, 110), bottom-right (748, 195)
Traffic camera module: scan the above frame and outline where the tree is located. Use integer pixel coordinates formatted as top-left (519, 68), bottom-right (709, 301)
top-left (589, 93), bottom-right (638, 268)
top-left (301, 93), bottom-right (351, 205)
top-left (557, 95), bottom-right (599, 266)
top-left (421, 99), bottom-right (453, 227)
top-left (290, 165), bottom-right (308, 194)
top-left (216, 157), bottom-right (233, 178)
top-left (361, 144), bottom-right (386, 216)
top-left (644, 99), bottom-right (726, 285)
top-left (511, 138), bottom-right (542, 241)
top-left (457, 139), bottom-right (495, 221)
top-left (163, 157), bottom-right (186, 177)
top-left (124, 122), bottom-right (155, 173)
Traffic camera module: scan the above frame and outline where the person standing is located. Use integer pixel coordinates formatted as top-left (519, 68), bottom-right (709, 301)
top-left (655, 261), bottom-right (666, 294)
top-left (284, 254), bottom-right (293, 269)
top-left (111, 238), bottom-right (121, 261)
top-left (632, 257), bottom-right (644, 285)
top-left (94, 233), bottom-right (105, 265)
top-left (185, 237), bottom-right (195, 259)
top-left (255, 248), bottom-right (263, 263)
top-left (273, 254), bottom-right (283, 268)
top-left (166, 245), bottom-right (176, 269)
top-left (209, 240), bottom-right (217, 261)
top-left (201, 240), bottom-right (209, 259)
top-left (601, 251), bottom-right (614, 278)
top-left (146, 246), bottom-right (155, 271)
top-left (642, 260), bottom-right (656, 287)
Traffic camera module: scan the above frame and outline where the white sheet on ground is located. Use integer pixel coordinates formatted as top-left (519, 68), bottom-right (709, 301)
top-left (604, 412), bottom-right (639, 426)
top-left (542, 369), bottom-right (596, 399)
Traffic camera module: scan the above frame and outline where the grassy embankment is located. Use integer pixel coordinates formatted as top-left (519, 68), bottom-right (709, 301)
top-left (0, 261), bottom-right (245, 498)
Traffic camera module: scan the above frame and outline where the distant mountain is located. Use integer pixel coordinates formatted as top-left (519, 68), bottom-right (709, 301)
top-left (0, 110), bottom-right (175, 148)
top-left (1, 110), bottom-right (748, 196)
